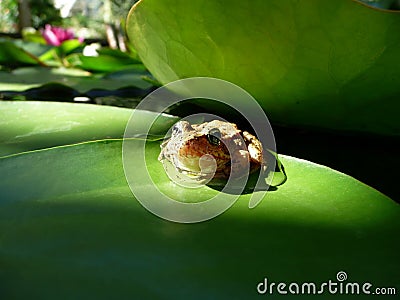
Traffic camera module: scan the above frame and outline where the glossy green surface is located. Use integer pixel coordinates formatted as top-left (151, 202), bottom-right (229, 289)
top-left (0, 66), bottom-right (151, 92)
top-left (127, 0), bottom-right (400, 135)
top-left (0, 139), bottom-right (398, 299)
top-left (0, 101), bottom-right (178, 156)
top-left (0, 102), bottom-right (398, 299)
top-left (0, 41), bottom-right (45, 67)
top-left (66, 48), bottom-right (143, 73)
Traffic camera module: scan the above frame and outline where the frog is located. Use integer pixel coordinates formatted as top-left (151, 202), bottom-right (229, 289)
top-left (158, 120), bottom-right (264, 179)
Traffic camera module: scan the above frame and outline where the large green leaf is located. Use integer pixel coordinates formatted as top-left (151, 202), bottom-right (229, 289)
top-left (67, 54), bottom-right (145, 73)
top-left (0, 101), bottom-right (398, 298)
top-left (11, 39), bottom-right (53, 59)
top-left (66, 48), bottom-right (144, 73)
top-left (0, 138), bottom-right (399, 299)
top-left (0, 66), bottom-right (151, 92)
top-left (126, 0), bottom-right (400, 135)
top-left (0, 101), bottom-right (178, 157)
top-left (0, 41), bottom-right (46, 68)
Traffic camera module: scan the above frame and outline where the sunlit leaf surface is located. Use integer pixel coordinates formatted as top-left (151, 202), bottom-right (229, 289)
top-left (0, 101), bottom-right (178, 156)
top-left (0, 101), bottom-right (398, 299)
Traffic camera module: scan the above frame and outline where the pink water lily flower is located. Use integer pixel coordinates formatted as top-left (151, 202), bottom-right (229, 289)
top-left (42, 24), bottom-right (84, 46)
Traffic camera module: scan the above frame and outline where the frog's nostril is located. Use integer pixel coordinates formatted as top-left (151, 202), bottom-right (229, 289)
top-left (172, 125), bottom-right (180, 135)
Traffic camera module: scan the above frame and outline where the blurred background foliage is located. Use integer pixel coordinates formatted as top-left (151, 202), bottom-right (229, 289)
top-left (0, 0), bottom-right (19, 32)
top-left (0, 0), bottom-right (138, 38)
top-left (0, 0), bottom-right (152, 108)
top-left (31, 0), bottom-right (62, 29)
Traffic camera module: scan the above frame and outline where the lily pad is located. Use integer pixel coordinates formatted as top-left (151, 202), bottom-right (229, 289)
top-left (67, 53), bottom-right (145, 73)
top-left (0, 101), bottom-right (398, 298)
top-left (10, 39), bottom-right (53, 59)
top-left (0, 41), bottom-right (46, 68)
top-left (0, 101), bottom-right (178, 157)
top-left (127, 0), bottom-right (400, 135)
top-left (0, 66), bottom-right (152, 93)
top-left (0, 139), bottom-right (398, 299)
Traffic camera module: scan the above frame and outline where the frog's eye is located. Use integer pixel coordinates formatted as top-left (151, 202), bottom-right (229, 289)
top-left (207, 128), bottom-right (221, 146)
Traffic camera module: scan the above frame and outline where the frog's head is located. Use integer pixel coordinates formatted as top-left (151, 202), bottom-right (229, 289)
top-left (159, 120), bottom-right (253, 179)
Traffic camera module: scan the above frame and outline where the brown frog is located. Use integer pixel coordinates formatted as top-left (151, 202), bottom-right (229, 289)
top-left (158, 120), bottom-right (264, 179)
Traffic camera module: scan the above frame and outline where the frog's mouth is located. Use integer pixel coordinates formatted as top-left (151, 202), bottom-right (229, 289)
top-left (159, 156), bottom-right (217, 188)
top-left (175, 154), bottom-right (219, 178)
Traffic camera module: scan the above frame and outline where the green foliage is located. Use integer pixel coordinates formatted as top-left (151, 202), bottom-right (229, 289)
top-left (30, 0), bottom-right (62, 28)
top-left (0, 40), bottom-right (45, 67)
top-left (0, 101), bottom-right (178, 156)
top-left (0, 101), bottom-right (399, 299)
top-left (66, 48), bottom-right (143, 73)
top-left (0, 0), bottom-right (62, 32)
top-left (0, 66), bottom-right (152, 99)
top-left (127, 0), bottom-right (400, 135)
top-left (0, 0), bottom-right (18, 32)
top-left (1, 1), bottom-right (399, 296)
top-left (110, 0), bottom-right (139, 20)
top-left (0, 36), bottom-right (153, 100)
